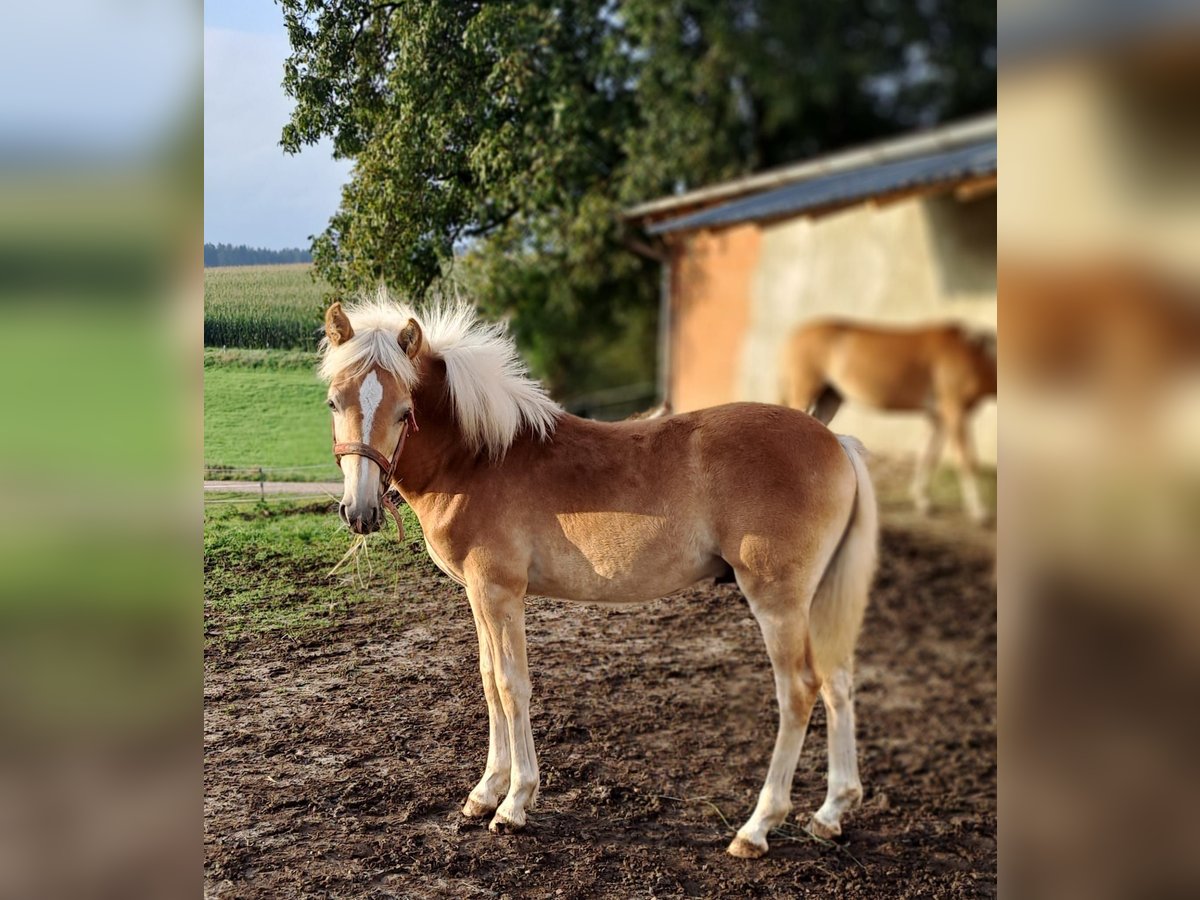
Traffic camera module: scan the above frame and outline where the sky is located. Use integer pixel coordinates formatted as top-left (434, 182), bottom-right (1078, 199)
top-left (0, 1), bottom-right (196, 160)
top-left (204, 0), bottom-right (351, 249)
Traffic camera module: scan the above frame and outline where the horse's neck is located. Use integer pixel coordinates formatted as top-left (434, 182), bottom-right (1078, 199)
top-left (392, 380), bottom-right (546, 501)
top-left (392, 394), bottom-right (478, 499)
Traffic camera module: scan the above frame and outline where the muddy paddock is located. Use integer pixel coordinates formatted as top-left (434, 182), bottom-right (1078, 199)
top-left (205, 522), bottom-right (996, 898)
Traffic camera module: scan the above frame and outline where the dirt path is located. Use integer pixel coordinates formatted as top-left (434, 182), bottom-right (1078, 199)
top-left (204, 522), bottom-right (995, 898)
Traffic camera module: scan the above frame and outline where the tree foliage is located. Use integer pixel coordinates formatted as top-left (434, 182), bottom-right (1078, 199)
top-left (280, 0), bottom-right (994, 395)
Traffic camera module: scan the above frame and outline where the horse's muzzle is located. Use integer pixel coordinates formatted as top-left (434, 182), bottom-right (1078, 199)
top-left (339, 501), bottom-right (383, 534)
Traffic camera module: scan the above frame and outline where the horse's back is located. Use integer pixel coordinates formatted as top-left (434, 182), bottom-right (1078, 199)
top-left (509, 405), bottom-right (857, 601)
top-left (789, 320), bottom-right (989, 410)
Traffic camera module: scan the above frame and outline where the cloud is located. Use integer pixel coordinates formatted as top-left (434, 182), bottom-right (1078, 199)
top-left (204, 27), bottom-right (351, 248)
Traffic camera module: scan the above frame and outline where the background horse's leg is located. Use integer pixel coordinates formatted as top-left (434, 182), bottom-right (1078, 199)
top-left (728, 576), bottom-right (821, 859)
top-left (810, 385), bottom-right (843, 425)
top-left (785, 364), bottom-right (825, 415)
top-left (945, 408), bottom-right (988, 523)
top-left (808, 665), bottom-right (863, 838)
top-left (461, 598), bottom-right (511, 818)
top-left (911, 419), bottom-right (945, 515)
top-left (468, 577), bottom-right (539, 833)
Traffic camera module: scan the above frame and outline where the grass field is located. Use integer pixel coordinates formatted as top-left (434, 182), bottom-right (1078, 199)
top-left (203, 349), bottom-right (338, 481)
top-left (204, 497), bottom-right (424, 640)
top-left (204, 263), bottom-right (330, 350)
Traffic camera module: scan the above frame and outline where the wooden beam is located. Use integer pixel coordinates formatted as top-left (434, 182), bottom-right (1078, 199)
top-left (955, 174), bottom-right (997, 202)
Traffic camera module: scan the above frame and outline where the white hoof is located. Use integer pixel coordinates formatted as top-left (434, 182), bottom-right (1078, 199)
top-left (726, 834), bottom-right (768, 859)
top-left (488, 802), bottom-right (526, 833)
top-left (461, 795), bottom-right (495, 818)
top-left (806, 813), bottom-right (842, 840)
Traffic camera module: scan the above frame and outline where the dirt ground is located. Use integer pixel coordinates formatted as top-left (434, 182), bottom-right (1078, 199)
top-left (205, 514), bottom-right (996, 898)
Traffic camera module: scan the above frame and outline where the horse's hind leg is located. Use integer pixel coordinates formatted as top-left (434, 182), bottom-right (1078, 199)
top-left (808, 666), bottom-right (863, 838)
top-left (728, 576), bottom-right (822, 859)
top-left (945, 407), bottom-right (988, 524)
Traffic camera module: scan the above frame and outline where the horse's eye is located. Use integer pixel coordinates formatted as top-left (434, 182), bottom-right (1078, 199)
top-left (326, 399), bottom-right (336, 410)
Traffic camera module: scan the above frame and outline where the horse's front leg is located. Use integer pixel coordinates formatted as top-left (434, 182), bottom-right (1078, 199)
top-left (911, 418), bottom-right (944, 516)
top-left (467, 575), bottom-right (538, 833)
top-left (461, 598), bottom-right (511, 818)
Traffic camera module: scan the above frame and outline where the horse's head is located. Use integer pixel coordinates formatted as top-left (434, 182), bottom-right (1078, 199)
top-left (323, 302), bottom-right (423, 534)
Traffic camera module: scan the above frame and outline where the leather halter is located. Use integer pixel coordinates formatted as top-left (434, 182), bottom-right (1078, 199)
top-left (332, 408), bottom-right (419, 538)
top-left (332, 408), bottom-right (419, 485)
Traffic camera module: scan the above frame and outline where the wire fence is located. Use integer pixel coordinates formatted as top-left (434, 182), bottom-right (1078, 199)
top-left (206, 463), bottom-right (339, 475)
top-left (205, 382), bottom-right (658, 505)
top-left (204, 461), bottom-right (341, 505)
top-left (204, 495), bottom-right (337, 505)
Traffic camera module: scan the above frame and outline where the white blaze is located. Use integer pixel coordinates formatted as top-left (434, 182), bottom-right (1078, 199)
top-left (358, 371), bottom-right (384, 442)
top-left (355, 371), bottom-right (385, 499)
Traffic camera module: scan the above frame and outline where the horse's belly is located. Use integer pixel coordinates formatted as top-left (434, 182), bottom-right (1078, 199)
top-left (833, 359), bottom-right (933, 410)
top-left (530, 511), bottom-right (719, 604)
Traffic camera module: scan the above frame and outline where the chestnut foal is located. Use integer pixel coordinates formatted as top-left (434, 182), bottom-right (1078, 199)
top-left (321, 296), bottom-right (878, 858)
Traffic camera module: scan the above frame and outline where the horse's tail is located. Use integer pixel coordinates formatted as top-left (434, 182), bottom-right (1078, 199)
top-left (809, 435), bottom-right (879, 679)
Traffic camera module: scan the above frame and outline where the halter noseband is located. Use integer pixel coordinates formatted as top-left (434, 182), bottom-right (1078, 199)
top-left (332, 407), bottom-right (420, 487)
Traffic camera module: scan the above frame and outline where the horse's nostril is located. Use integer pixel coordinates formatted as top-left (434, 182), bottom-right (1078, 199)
top-left (339, 502), bottom-right (349, 524)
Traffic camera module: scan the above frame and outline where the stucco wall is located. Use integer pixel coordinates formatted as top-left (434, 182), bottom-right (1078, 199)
top-left (670, 191), bottom-right (997, 464)
top-left (668, 224), bottom-right (760, 413)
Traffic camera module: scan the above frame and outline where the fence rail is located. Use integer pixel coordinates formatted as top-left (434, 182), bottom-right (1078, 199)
top-left (206, 381), bottom-right (659, 503)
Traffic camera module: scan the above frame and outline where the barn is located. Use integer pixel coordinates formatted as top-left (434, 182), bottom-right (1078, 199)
top-left (624, 113), bottom-right (997, 464)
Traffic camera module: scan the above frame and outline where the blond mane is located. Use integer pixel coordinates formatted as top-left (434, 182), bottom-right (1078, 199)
top-left (318, 289), bottom-right (561, 458)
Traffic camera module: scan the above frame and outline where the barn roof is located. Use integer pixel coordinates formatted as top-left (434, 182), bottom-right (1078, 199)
top-left (624, 113), bottom-right (996, 238)
top-left (645, 139), bottom-right (996, 235)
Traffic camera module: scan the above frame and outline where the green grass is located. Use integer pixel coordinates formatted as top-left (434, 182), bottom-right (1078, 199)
top-left (204, 352), bottom-right (339, 481)
top-left (204, 497), bottom-right (428, 642)
top-left (204, 263), bottom-right (331, 349)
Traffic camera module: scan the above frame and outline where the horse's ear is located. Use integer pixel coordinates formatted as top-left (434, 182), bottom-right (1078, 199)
top-left (399, 318), bottom-right (423, 359)
top-left (324, 302), bottom-right (354, 346)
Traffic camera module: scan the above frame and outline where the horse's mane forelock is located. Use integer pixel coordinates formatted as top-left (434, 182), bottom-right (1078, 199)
top-left (318, 289), bottom-right (561, 458)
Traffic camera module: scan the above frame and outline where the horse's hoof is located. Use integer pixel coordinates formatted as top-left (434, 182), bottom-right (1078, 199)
top-left (806, 814), bottom-right (842, 841)
top-left (461, 796), bottom-right (495, 818)
top-left (488, 811), bottom-right (525, 834)
top-left (726, 835), bottom-right (768, 859)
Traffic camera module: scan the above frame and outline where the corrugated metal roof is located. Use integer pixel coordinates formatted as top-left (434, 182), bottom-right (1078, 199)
top-left (646, 138), bottom-right (996, 236)
top-left (624, 114), bottom-right (995, 221)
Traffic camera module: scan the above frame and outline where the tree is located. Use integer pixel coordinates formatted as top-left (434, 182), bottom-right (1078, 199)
top-left (203, 243), bottom-right (313, 267)
top-left (279, 0), bottom-right (994, 396)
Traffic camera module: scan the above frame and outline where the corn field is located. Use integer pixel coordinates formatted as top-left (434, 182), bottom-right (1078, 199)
top-left (204, 264), bottom-right (330, 349)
